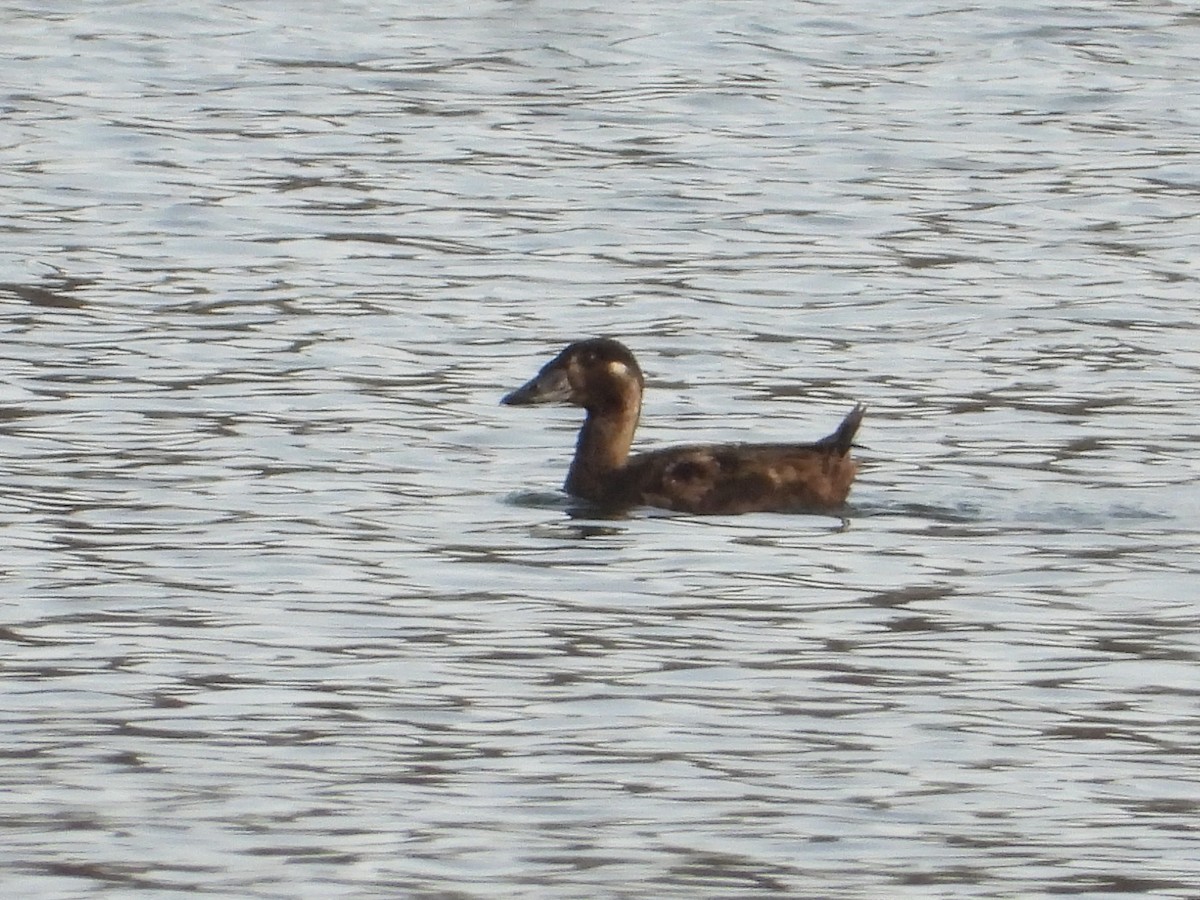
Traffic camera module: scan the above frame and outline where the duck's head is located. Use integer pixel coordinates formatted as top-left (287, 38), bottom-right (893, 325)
top-left (502, 338), bottom-right (644, 413)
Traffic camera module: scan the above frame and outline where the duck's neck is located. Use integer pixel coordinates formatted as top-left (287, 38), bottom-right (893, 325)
top-left (566, 397), bottom-right (641, 500)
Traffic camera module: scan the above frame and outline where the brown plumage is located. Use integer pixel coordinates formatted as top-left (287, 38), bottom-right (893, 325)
top-left (501, 338), bottom-right (865, 515)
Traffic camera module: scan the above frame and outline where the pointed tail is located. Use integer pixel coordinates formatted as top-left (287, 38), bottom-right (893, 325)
top-left (821, 404), bottom-right (865, 455)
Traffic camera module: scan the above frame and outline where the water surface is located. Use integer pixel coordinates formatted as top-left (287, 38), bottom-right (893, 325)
top-left (3, 1), bottom-right (1199, 897)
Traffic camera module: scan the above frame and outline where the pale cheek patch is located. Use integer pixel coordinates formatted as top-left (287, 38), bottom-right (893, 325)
top-left (606, 360), bottom-right (630, 378)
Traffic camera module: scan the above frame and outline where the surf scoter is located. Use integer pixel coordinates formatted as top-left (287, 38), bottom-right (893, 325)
top-left (501, 338), bottom-right (865, 515)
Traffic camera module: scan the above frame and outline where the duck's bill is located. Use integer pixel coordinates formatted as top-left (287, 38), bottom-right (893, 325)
top-left (501, 367), bottom-right (572, 406)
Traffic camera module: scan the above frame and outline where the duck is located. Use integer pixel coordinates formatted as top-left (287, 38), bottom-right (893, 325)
top-left (501, 337), bottom-right (865, 515)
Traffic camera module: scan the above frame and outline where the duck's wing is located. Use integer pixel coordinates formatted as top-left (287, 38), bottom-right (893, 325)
top-left (619, 440), bottom-right (858, 514)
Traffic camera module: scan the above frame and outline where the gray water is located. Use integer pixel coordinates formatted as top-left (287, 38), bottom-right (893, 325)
top-left (3, 1), bottom-right (1199, 897)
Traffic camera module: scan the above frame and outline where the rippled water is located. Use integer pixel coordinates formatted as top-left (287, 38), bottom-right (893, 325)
top-left (3, 1), bottom-right (1199, 897)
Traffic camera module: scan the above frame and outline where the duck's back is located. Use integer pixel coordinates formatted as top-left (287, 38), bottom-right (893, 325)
top-left (599, 405), bottom-right (864, 515)
top-left (606, 443), bottom-right (854, 514)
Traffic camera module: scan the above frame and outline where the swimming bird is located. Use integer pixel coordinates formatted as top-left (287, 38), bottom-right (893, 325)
top-left (502, 338), bottom-right (864, 514)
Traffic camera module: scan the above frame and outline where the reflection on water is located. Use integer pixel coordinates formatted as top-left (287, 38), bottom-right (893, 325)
top-left (3, 0), bottom-right (1199, 897)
